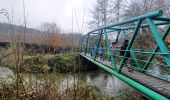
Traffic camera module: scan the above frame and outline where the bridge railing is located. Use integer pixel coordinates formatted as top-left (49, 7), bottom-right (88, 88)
top-left (79, 10), bottom-right (170, 81)
top-left (80, 46), bottom-right (170, 81)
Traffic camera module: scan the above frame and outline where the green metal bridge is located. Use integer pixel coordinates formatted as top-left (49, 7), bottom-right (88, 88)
top-left (79, 10), bottom-right (170, 100)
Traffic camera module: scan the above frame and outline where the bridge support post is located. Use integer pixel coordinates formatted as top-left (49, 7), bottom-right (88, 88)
top-left (115, 30), bottom-right (121, 43)
top-left (147, 18), bottom-right (170, 66)
top-left (104, 29), bottom-right (117, 71)
top-left (94, 30), bottom-right (103, 60)
top-left (85, 33), bottom-right (90, 55)
top-left (123, 31), bottom-right (141, 69)
top-left (118, 20), bottom-right (142, 73)
top-left (130, 48), bottom-right (141, 69)
top-left (123, 30), bottom-right (129, 40)
top-left (143, 24), bottom-right (170, 72)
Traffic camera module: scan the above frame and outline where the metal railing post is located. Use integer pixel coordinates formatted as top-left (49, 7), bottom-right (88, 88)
top-left (115, 30), bottom-right (121, 43)
top-left (85, 33), bottom-right (90, 55)
top-left (118, 20), bottom-right (142, 73)
top-left (104, 29), bottom-right (117, 71)
top-left (143, 24), bottom-right (170, 72)
top-left (94, 30), bottom-right (103, 60)
top-left (147, 18), bottom-right (170, 66)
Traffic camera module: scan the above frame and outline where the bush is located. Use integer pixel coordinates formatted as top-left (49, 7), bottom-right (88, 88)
top-left (48, 52), bottom-right (79, 73)
top-left (22, 55), bottom-right (44, 73)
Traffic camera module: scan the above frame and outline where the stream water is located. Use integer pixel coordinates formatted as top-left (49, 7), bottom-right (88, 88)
top-left (0, 66), bottom-right (169, 99)
top-left (0, 67), bottom-right (132, 97)
top-left (0, 67), bottom-right (14, 85)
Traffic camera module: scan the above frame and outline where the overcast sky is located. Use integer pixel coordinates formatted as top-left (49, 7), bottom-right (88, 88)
top-left (0, 0), bottom-right (96, 33)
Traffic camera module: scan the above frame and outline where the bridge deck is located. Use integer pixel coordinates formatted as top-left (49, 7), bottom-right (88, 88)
top-left (81, 53), bottom-right (170, 98)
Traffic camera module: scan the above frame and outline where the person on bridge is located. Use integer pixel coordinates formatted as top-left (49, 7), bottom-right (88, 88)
top-left (109, 42), bottom-right (115, 61)
top-left (120, 40), bottom-right (134, 72)
top-left (100, 45), bottom-right (105, 61)
top-left (90, 45), bottom-right (93, 56)
top-left (93, 44), bottom-right (97, 57)
top-left (120, 40), bottom-right (130, 62)
top-left (111, 42), bottom-right (115, 56)
top-left (120, 40), bottom-right (130, 57)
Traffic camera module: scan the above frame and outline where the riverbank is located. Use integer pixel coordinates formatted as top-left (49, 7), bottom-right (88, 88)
top-left (0, 52), bottom-right (143, 100)
top-left (1, 52), bottom-right (96, 73)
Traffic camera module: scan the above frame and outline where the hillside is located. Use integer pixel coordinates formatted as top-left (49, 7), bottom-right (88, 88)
top-left (0, 23), bottom-right (41, 34)
top-left (0, 23), bottom-right (83, 47)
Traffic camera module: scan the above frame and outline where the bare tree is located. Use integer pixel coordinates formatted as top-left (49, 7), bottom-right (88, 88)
top-left (40, 22), bottom-right (62, 53)
top-left (123, 0), bottom-right (142, 19)
top-left (123, 0), bottom-right (170, 19)
top-left (110, 0), bottom-right (126, 22)
top-left (89, 0), bottom-right (111, 29)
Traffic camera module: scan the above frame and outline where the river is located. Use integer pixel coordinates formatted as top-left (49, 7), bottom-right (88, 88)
top-left (0, 67), bottom-right (136, 98)
top-left (1, 65), bottom-right (169, 99)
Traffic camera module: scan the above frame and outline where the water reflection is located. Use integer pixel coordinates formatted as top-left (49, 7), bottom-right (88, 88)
top-left (0, 67), bottom-right (132, 96)
top-left (59, 72), bottom-right (130, 95)
top-left (86, 72), bottom-right (129, 95)
top-left (0, 67), bottom-right (14, 84)
top-left (60, 75), bottom-right (78, 93)
top-left (58, 72), bottom-right (130, 96)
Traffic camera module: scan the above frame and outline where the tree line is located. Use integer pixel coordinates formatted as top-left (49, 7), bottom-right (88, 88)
top-left (89, 0), bottom-right (170, 28)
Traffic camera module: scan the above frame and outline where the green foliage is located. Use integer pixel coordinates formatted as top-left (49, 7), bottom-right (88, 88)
top-left (48, 52), bottom-right (79, 72)
top-left (22, 55), bottom-right (44, 72)
top-left (22, 52), bottom-right (79, 73)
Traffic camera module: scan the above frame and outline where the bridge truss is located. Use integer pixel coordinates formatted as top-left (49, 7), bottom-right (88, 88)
top-left (79, 10), bottom-right (170, 100)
